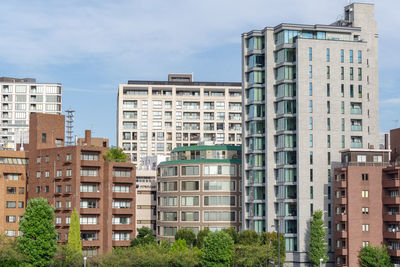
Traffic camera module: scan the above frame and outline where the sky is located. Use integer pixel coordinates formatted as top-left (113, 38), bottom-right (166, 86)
top-left (0, 0), bottom-right (398, 145)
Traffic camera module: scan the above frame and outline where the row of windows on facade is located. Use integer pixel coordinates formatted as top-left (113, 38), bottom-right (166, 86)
top-left (308, 65), bottom-right (364, 81)
top-left (1, 95), bottom-right (60, 103)
top-left (35, 184), bottom-right (133, 194)
top-left (5, 201), bottom-right (24, 208)
top-left (307, 100), bottom-right (365, 116)
top-left (53, 216), bottom-right (132, 225)
top-left (122, 132), bottom-right (241, 144)
top-left (123, 111), bottom-right (242, 121)
top-left (35, 169), bottom-right (131, 178)
top-left (1, 85), bottom-right (61, 94)
top-left (122, 121), bottom-right (242, 131)
top-left (159, 180), bottom-right (241, 192)
top-left (159, 195), bottom-right (241, 207)
top-left (307, 82), bottom-right (366, 99)
top-left (122, 100), bottom-right (242, 110)
top-left (306, 134), bottom-right (365, 149)
top-left (160, 165), bottom-right (237, 177)
top-left (1, 103), bottom-right (61, 111)
top-left (37, 153), bottom-right (98, 163)
top-left (55, 232), bottom-right (131, 242)
top-left (123, 88), bottom-right (241, 97)
top-left (309, 48), bottom-right (363, 64)
top-left (159, 210), bottom-right (240, 223)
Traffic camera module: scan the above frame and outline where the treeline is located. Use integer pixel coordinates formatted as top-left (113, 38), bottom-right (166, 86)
top-left (94, 226), bottom-right (285, 267)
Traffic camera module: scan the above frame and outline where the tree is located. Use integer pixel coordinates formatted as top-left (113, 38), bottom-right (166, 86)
top-left (0, 234), bottom-right (25, 266)
top-left (175, 228), bottom-right (196, 247)
top-left (359, 245), bottom-right (392, 267)
top-left (196, 228), bottom-right (210, 248)
top-left (169, 240), bottom-right (201, 267)
top-left (67, 209), bottom-right (82, 254)
top-left (238, 230), bottom-right (260, 245)
top-left (261, 232), bottom-right (285, 263)
top-left (18, 197), bottom-right (58, 267)
top-left (103, 147), bottom-right (127, 162)
top-left (50, 245), bottom-right (83, 267)
top-left (201, 231), bottom-right (234, 267)
top-left (130, 226), bottom-right (156, 247)
top-left (222, 227), bottom-right (239, 244)
top-left (308, 210), bottom-right (328, 266)
top-left (234, 244), bottom-right (274, 267)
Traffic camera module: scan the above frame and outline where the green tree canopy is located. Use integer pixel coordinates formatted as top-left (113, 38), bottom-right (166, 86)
top-left (308, 210), bottom-right (328, 266)
top-left (130, 226), bottom-right (156, 247)
top-left (261, 232), bottom-right (285, 263)
top-left (201, 231), bottom-right (234, 267)
top-left (0, 234), bottom-right (25, 266)
top-left (67, 209), bottom-right (82, 254)
top-left (103, 147), bottom-right (127, 162)
top-left (196, 228), bottom-right (210, 248)
top-left (234, 244), bottom-right (274, 267)
top-left (18, 197), bottom-right (58, 267)
top-left (222, 227), bottom-right (239, 244)
top-left (359, 245), bottom-right (392, 267)
top-left (175, 228), bottom-right (196, 247)
top-left (238, 230), bottom-right (260, 245)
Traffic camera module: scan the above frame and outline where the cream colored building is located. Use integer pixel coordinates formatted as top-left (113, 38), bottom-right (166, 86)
top-left (117, 74), bottom-right (242, 167)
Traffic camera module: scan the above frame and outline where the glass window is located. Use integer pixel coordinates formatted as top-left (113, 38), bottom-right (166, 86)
top-left (340, 49), bottom-right (344, 63)
top-left (349, 50), bottom-right (354, 63)
top-left (181, 196), bottom-right (199, 206)
top-left (204, 180), bottom-right (235, 191)
top-left (326, 48), bottom-right (330, 62)
top-left (181, 181), bottom-right (199, 191)
top-left (181, 166), bottom-right (199, 176)
top-left (204, 211), bottom-right (235, 222)
top-left (204, 196), bottom-right (235, 206)
top-left (309, 47), bottom-right (312, 61)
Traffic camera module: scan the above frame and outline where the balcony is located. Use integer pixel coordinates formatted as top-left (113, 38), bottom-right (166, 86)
top-left (335, 231), bottom-right (347, 239)
top-left (80, 208), bottom-right (101, 215)
top-left (335, 248), bottom-right (348, 256)
top-left (383, 231), bottom-right (400, 239)
top-left (388, 248), bottom-right (400, 257)
top-left (350, 108), bottom-right (362, 115)
top-left (336, 197), bottom-right (347, 205)
top-left (350, 142), bottom-right (362, 148)
top-left (112, 240), bottom-right (131, 247)
top-left (335, 180), bottom-right (347, 188)
top-left (335, 213), bottom-right (348, 222)
top-left (80, 224), bottom-right (101, 231)
top-left (383, 179), bottom-right (400, 188)
top-left (383, 212), bottom-right (400, 221)
top-left (113, 192), bottom-right (134, 199)
top-left (80, 192), bottom-right (101, 198)
top-left (113, 208), bottom-right (135, 215)
top-left (82, 240), bottom-right (101, 247)
top-left (80, 176), bottom-right (101, 183)
top-left (351, 125), bottom-right (362, 131)
top-left (383, 196), bottom-right (400, 205)
top-left (112, 224), bottom-right (134, 231)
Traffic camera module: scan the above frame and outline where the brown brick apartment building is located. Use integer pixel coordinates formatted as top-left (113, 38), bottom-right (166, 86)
top-left (334, 149), bottom-right (389, 266)
top-left (0, 150), bottom-right (28, 238)
top-left (27, 113), bottom-right (136, 256)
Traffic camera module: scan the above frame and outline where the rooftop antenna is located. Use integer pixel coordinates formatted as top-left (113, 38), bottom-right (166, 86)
top-left (20, 131), bottom-right (24, 151)
top-left (65, 109), bottom-right (75, 146)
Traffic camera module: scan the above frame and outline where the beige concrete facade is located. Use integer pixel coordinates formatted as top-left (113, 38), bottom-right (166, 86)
top-left (136, 169), bottom-right (157, 234)
top-left (117, 74), bottom-right (242, 167)
top-left (242, 3), bottom-right (379, 266)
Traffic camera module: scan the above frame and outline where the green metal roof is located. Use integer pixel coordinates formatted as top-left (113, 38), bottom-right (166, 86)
top-left (171, 145), bottom-right (242, 153)
top-left (158, 158), bottom-right (241, 166)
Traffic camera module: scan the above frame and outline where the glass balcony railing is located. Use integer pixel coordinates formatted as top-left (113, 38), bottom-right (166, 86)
top-left (351, 125), bottom-right (362, 131)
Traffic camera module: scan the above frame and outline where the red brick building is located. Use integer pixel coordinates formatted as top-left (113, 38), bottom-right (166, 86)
top-left (27, 113), bottom-right (136, 256)
top-left (334, 149), bottom-right (389, 266)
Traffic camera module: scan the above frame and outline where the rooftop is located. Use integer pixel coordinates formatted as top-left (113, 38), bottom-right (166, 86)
top-left (171, 145), bottom-right (242, 153)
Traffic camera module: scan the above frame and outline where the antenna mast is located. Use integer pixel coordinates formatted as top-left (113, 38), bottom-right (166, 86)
top-left (65, 109), bottom-right (75, 146)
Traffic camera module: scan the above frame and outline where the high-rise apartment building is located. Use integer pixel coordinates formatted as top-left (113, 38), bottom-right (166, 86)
top-left (156, 145), bottom-right (242, 239)
top-left (0, 150), bottom-right (28, 238)
top-left (27, 113), bottom-right (136, 256)
top-left (242, 3), bottom-right (379, 265)
top-left (0, 77), bottom-right (62, 150)
top-left (117, 74), bottom-right (242, 167)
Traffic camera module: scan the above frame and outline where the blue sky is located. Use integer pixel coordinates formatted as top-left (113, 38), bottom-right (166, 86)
top-left (0, 0), bottom-right (398, 145)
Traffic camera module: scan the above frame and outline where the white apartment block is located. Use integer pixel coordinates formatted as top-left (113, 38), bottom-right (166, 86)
top-left (0, 77), bottom-right (62, 150)
top-left (135, 155), bottom-right (168, 234)
top-left (117, 74), bottom-right (242, 166)
top-left (242, 3), bottom-right (378, 266)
